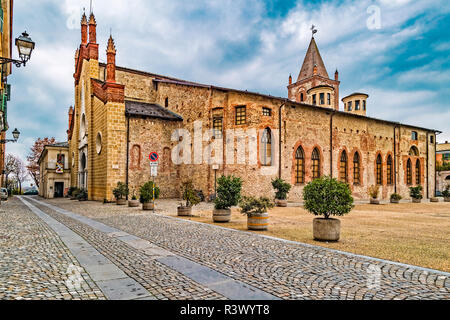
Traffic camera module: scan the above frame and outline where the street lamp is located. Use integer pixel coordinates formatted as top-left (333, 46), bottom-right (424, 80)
top-left (0, 31), bottom-right (35, 67)
top-left (0, 128), bottom-right (20, 144)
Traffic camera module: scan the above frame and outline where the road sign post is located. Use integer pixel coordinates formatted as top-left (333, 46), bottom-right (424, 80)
top-left (149, 152), bottom-right (159, 213)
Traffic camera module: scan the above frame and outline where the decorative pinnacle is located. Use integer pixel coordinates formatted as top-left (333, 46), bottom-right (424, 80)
top-left (107, 35), bottom-right (116, 54)
top-left (81, 11), bottom-right (88, 25)
top-left (89, 12), bottom-right (96, 25)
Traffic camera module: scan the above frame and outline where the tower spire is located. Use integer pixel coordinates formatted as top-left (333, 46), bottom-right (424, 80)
top-left (106, 35), bottom-right (117, 83)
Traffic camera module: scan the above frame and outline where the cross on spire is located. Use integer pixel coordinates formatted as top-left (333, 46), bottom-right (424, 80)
top-left (311, 24), bottom-right (318, 37)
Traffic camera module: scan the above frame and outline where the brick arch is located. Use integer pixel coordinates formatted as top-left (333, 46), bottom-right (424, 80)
top-left (130, 144), bottom-right (142, 170)
top-left (310, 144), bottom-right (324, 181)
top-left (297, 87), bottom-right (307, 102)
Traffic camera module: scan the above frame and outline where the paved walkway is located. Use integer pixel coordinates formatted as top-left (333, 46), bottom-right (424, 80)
top-left (3, 197), bottom-right (450, 300)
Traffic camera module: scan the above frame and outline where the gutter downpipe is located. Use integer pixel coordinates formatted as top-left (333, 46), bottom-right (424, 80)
top-left (394, 125), bottom-right (399, 194)
top-left (126, 116), bottom-right (130, 201)
top-left (426, 132), bottom-right (429, 199)
top-left (279, 99), bottom-right (288, 179)
top-left (330, 111), bottom-right (336, 178)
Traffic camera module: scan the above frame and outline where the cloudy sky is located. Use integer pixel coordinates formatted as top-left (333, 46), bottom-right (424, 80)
top-left (6, 0), bottom-right (450, 172)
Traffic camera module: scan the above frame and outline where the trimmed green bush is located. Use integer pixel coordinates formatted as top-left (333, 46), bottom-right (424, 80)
top-left (214, 175), bottom-right (243, 210)
top-left (139, 181), bottom-right (160, 204)
top-left (271, 178), bottom-right (291, 200)
top-left (410, 186), bottom-right (423, 200)
top-left (303, 176), bottom-right (354, 219)
top-left (239, 196), bottom-right (274, 217)
top-left (390, 193), bottom-right (402, 201)
top-left (181, 180), bottom-right (201, 207)
top-left (113, 182), bottom-right (129, 200)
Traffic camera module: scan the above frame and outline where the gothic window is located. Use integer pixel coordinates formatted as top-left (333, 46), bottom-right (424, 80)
top-left (339, 151), bottom-right (348, 183)
top-left (353, 152), bottom-right (360, 185)
top-left (130, 145), bottom-right (141, 169)
top-left (376, 154), bottom-right (383, 185)
top-left (320, 93), bottom-right (325, 105)
top-left (415, 159), bottom-right (421, 185)
top-left (312, 148), bottom-right (321, 180)
top-left (235, 106), bottom-right (246, 125)
top-left (407, 159), bottom-right (412, 185)
top-left (387, 155), bottom-right (393, 185)
top-left (261, 128), bottom-right (272, 166)
top-left (213, 118), bottom-right (223, 139)
top-left (411, 131), bottom-right (418, 141)
top-left (295, 147), bottom-right (305, 184)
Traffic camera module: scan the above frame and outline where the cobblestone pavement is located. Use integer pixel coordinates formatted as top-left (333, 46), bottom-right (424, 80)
top-left (25, 198), bottom-right (225, 300)
top-left (0, 199), bottom-right (105, 300)
top-left (38, 197), bottom-right (450, 300)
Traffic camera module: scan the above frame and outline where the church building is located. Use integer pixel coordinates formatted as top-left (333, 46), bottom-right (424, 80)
top-left (67, 13), bottom-right (439, 202)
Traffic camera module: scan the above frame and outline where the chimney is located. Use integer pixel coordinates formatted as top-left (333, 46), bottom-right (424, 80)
top-left (106, 36), bottom-right (116, 83)
top-left (335, 69), bottom-right (339, 81)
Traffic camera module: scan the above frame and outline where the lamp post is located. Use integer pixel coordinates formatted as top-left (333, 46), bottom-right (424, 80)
top-left (0, 31), bottom-right (35, 67)
top-left (0, 128), bottom-right (20, 144)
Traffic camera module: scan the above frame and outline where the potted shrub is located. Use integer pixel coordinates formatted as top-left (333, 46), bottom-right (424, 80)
top-left (76, 189), bottom-right (88, 201)
top-left (68, 187), bottom-right (77, 199)
top-left (390, 193), bottom-right (402, 204)
top-left (128, 190), bottom-right (139, 208)
top-left (70, 188), bottom-right (80, 200)
top-left (213, 175), bottom-right (243, 223)
top-left (368, 185), bottom-right (380, 205)
top-left (139, 181), bottom-right (160, 211)
top-left (113, 182), bottom-right (129, 205)
top-left (239, 196), bottom-right (274, 231)
top-left (410, 186), bottom-right (423, 203)
top-left (443, 185), bottom-right (450, 203)
top-left (271, 178), bottom-right (291, 207)
top-left (303, 176), bottom-right (354, 242)
top-left (178, 180), bottom-right (201, 217)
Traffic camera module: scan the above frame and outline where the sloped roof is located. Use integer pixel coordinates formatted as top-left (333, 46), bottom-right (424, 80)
top-left (297, 37), bottom-right (329, 81)
top-left (125, 100), bottom-right (183, 121)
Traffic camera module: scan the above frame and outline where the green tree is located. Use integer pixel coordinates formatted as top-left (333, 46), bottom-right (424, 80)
top-left (271, 178), bottom-right (292, 200)
top-left (303, 176), bottom-right (354, 219)
top-left (214, 175), bottom-right (243, 210)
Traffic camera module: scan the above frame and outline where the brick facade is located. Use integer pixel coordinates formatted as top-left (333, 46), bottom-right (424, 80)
top-left (68, 14), bottom-right (438, 202)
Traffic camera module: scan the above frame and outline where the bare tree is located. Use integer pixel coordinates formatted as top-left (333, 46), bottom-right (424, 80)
top-left (14, 157), bottom-right (28, 194)
top-left (4, 154), bottom-right (28, 194)
top-left (4, 154), bottom-right (19, 191)
top-left (27, 137), bottom-right (56, 188)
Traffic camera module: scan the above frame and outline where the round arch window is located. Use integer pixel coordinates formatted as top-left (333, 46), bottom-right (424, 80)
top-left (80, 113), bottom-right (86, 138)
top-left (96, 132), bottom-right (102, 155)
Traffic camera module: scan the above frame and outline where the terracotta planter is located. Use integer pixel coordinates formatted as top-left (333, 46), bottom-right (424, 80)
top-left (412, 198), bottom-right (422, 203)
top-left (178, 206), bottom-right (192, 217)
top-left (430, 198), bottom-right (439, 203)
top-left (142, 202), bottom-right (154, 211)
top-left (444, 197), bottom-right (450, 203)
top-left (390, 199), bottom-right (400, 204)
top-left (116, 199), bottom-right (127, 206)
top-left (213, 209), bottom-right (231, 223)
top-left (128, 200), bottom-right (139, 207)
top-left (370, 199), bottom-right (380, 205)
top-left (313, 218), bottom-right (341, 242)
top-left (275, 199), bottom-right (288, 207)
top-left (247, 212), bottom-right (269, 231)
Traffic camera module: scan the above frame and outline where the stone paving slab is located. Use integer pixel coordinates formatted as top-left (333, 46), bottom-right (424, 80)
top-left (19, 197), bottom-right (152, 300)
top-left (27, 196), bottom-right (279, 300)
top-left (0, 198), bottom-right (106, 300)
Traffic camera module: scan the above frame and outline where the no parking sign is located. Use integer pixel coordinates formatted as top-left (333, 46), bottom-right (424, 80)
top-left (149, 152), bottom-right (159, 177)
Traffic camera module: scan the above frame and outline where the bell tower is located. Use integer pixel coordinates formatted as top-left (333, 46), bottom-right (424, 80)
top-left (288, 26), bottom-right (340, 110)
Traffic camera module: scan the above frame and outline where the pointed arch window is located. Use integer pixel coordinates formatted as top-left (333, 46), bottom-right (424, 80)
top-left (415, 159), bottom-right (421, 185)
top-left (312, 148), bottom-right (321, 180)
top-left (376, 154), bottom-right (383, 185)
top-left (261, 128), bottom-right (272, 166)
top-left (387, 155), bottom-right (393, 185)
top-left (407, 159), bottom-right (412, 185)
top-left (295, 147), bottom-right (305, 184)
top-left (353, 152), bottom-right (361, 185)
top-left (339, 151), bottom-right (348, 183)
